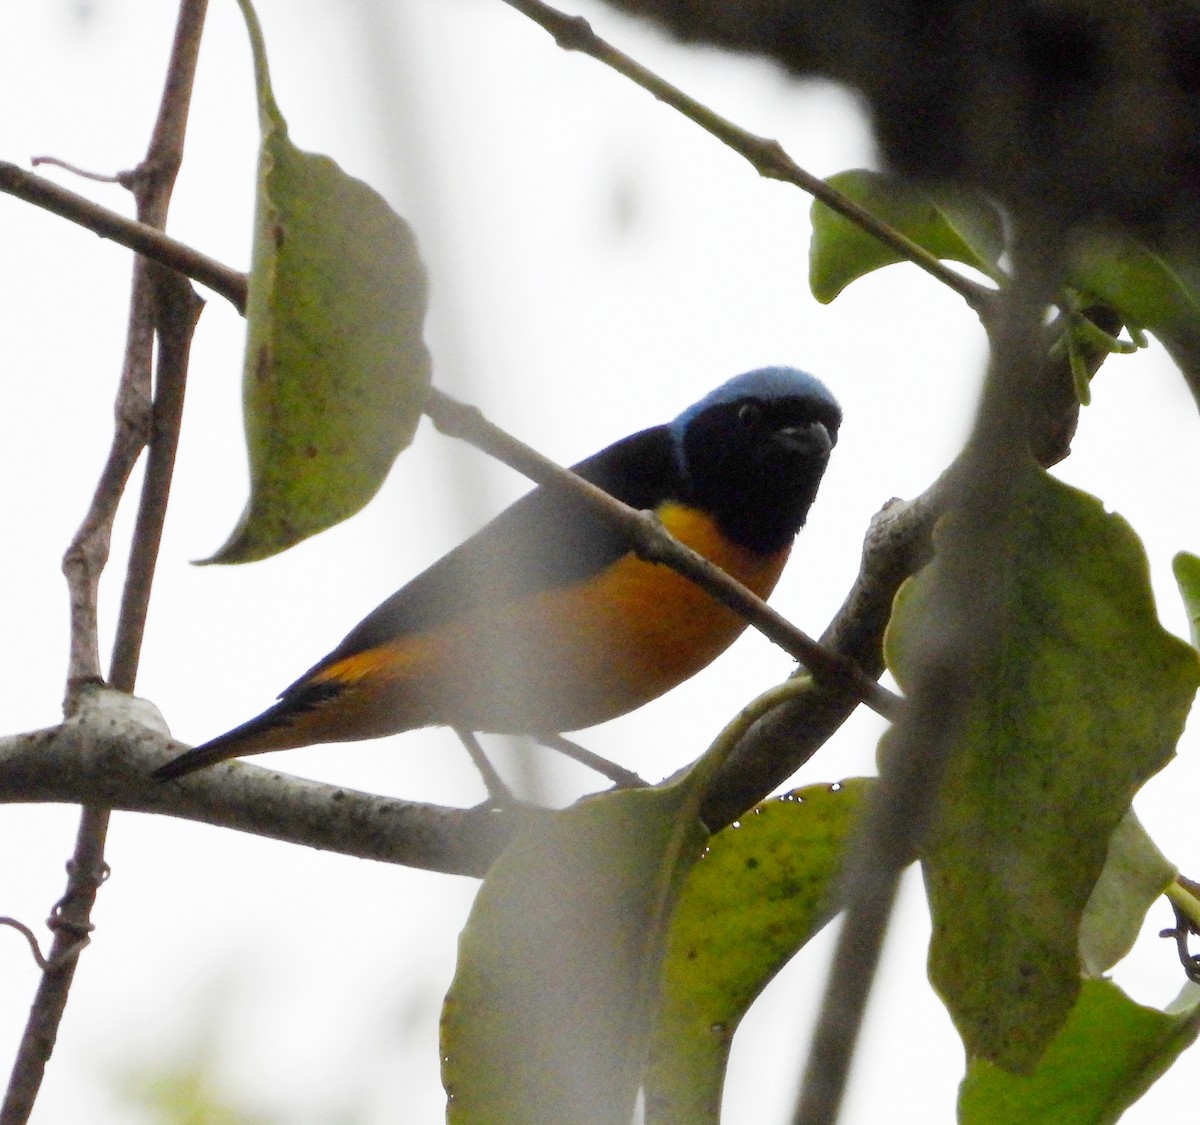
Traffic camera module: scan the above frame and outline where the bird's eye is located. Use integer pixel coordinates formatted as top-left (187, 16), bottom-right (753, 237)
top-left (737, 402), bottom-right (762, 427)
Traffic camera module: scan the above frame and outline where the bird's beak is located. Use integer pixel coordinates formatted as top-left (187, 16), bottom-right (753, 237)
top-left (773, 421), bottom-right (833, 459)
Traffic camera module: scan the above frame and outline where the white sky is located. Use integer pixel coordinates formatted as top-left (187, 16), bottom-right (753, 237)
top-left (2, 1), bottom-right (1199, 1121)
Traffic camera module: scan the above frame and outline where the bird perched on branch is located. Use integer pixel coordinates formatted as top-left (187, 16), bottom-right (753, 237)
top-left (155, 367), bottom-right (840, 783)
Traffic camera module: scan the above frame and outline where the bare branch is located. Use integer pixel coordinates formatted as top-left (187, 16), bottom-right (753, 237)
top-left (108, 268), bottom-right (204, 690)
top-left (498, 0), bottom-right (997, 317)
top-left (700, 489), bottom-right (941, 830)
top-left (0, 689), bottom-right (527, 879)
top-left (0, 162), bottom-right (244, 306)
top-left (1, 4), bottom-right (209, 1122)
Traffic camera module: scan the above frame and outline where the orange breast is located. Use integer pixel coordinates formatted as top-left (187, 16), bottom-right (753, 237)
top-left (314, 503), bottom-right (790, 736)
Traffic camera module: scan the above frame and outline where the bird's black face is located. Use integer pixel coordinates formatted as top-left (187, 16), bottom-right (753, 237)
top-left (679, 390), bottom-right (841, 554)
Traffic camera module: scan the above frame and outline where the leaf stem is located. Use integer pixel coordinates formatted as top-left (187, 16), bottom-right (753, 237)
top-left (1166, 878), bottom-right (1200, 933)
top-left (690, 677), bottom-right (813, 796)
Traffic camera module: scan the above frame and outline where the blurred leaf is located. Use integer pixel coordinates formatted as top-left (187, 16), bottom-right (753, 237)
top-left (809, 169), bottom-right (1005, 303)
top-left (886, 463), bottom-right (1199, 1071)
top-left (442, 779), bottom-right (707, 1125)
top-left (1078, 810), bottom-right (1175, 978)
top-left (119, 1067), bottom-right (278, 1125)
top-left (644, 780), bottom-right (868, 1125)
top-left (959, 979), bottom-right (1200, 1124)
top-left (205, 0), bottom-right (430, 563)
top-left (1173, 551), bottom-right (1200, 649)
top-left (112, 977), bottom-right (282, 1125)
top-left (1070, 232), bottom-right (1200, 408)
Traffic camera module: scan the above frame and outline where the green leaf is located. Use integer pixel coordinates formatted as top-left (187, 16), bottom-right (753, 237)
top-left (1172, 551), bottom-right (1200, 649)
top-left (1078, 810), bottom-right (1176, 978)
top-left (1070, 232), bottom-right (1200, 407)
top-left (886, 464), bottom-right (1199, 1071)
top-left (809, 170), bottom-right (1005, 303)
top-left (205, 0), bottom-right (431, 563)
top-left (441, 781), bottom-right (708, 1125)
top-left (959, 979), bottom-right (1200, 1125)
top-left (644, 780), bottom-right (869, 1125)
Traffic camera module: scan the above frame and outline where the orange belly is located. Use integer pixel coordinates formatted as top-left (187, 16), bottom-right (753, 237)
top-left (311, 503), bottom-right (790, 736)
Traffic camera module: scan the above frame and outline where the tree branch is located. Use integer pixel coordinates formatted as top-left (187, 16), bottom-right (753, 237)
top-left (0, 688), bottom-right (527, 879)
top-left (1, 4), bottom-right (209, 1122)
top-left (108, 267), bottom-right (204, 689)
top-left (425, 390), bottom-right (902, 721)
top-left (0, 162), bottom-right (243, 305)
top-left (498, 0), bottom-right (997, 317)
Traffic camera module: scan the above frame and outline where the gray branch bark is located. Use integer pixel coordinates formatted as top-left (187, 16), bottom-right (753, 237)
top-left (0, 687), bottom-right (527, 879)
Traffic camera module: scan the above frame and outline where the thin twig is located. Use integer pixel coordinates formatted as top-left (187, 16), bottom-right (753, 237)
top-left (108, 267), bottom-right (204, 690)
top-left (0, 914), bottom-right (91, 977)
top-left (0, 4), bottom-right (209, 1122)
top-left (0, 162), bottom-right (243, 304)
top-left (0, 920), bottom-right (51, 973)
top-left (58, 369), bottom-right (154, 687)
top-left (498, 0), bottom-right (997, 317)
top-left (29, 155), bottom-right (127, 186)
top-left (0, 805), bottom-right (111, 1125)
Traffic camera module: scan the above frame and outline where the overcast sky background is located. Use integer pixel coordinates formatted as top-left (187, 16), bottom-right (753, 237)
top-left (2, 1), bottom-right (1200, 1121)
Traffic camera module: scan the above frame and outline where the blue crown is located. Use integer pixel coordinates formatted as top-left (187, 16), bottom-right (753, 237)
top-left (669, 366), bottom-right (837, 455)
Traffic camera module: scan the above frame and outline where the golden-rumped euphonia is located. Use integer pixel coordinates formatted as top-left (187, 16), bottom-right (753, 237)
top-left (154, 367), bottom-right (840, 781)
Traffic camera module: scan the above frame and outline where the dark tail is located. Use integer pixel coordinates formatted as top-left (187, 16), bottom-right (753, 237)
top-left (153, 681), bottom-right (344, 781)
top-left (152, 735), bottom-right (252, 781)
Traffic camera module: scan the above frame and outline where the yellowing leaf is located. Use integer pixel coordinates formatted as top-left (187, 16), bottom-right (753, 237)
top-left (959, 980), bottom-right (1200, 1124)
top-left (1077, 810), bottom-right (1175, 978)
top-left (644, 781), bottom-right (868, 1125)
top-left (886, 464), bottom-right (1199, 1071)
top-left (205, 0), bottom-right (430, 563)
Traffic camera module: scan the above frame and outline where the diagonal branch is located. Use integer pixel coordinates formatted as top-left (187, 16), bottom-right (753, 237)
top-left (424, 390), bottom-right (902, 720)
top-left (498, 0), bottom-right (997, 317)
top-left (108, 267), bottom-right (204, 690)
top-left (0, 162), bottom-right (243, 302)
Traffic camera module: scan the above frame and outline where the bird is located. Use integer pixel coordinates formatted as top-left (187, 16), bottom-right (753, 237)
top-left (154, 366), bottom-right (841, 783)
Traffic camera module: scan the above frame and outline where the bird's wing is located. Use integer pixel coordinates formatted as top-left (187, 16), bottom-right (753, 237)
top-left (292, 424), bottom-right (682, 688)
